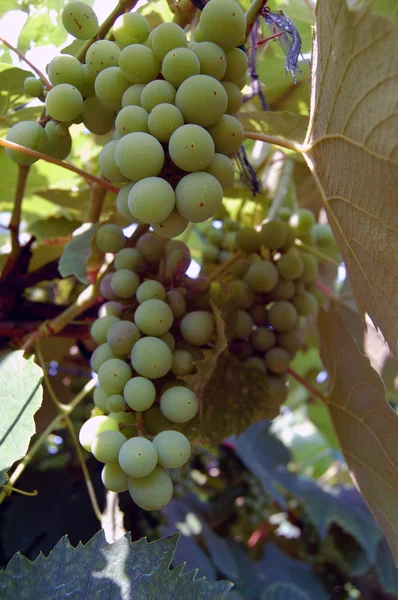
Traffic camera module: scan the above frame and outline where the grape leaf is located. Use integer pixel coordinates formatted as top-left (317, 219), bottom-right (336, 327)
top-left (0, 351), bottom-right (43, 472)
top-left (30, 216), bottom-right (81, 242)
top-left (58, 223), bottom-right (100, 284)
top-left (319, 302), bottom-right (398, 564)
top-left (303, 0), bottom-right (398, 354)
top-left (0, 531), bottom-right (232, 600)
top-left (240, 111), bottom-right (309, 144)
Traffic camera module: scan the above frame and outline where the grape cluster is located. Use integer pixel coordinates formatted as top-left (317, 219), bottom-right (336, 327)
top-left (80, 232), bottom-right (216, 510)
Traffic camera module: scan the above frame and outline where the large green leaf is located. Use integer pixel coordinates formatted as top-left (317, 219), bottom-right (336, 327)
top-left (58, 223), bottom-right (100, 284)
top-left (0, 531), bottom-right (232, 600)
top-left (0, 351), bottom-right (43, 472)
top-left (303, 0), bottom-right (398, 354)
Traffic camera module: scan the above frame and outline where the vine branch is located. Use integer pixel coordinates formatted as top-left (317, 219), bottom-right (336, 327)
top-left (0, 37), bottom-right (52, 89)
top-left (244, 130), bottom-right (303, 153)
top-left (8, 164), bottom-right (30, 259)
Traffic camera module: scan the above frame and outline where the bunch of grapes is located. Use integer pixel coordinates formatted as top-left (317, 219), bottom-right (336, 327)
top-left (80, 231), bottom-right (216, 510)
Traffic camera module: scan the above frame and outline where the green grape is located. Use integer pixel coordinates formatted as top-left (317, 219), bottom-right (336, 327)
top-left (313, 223), bottom-right (334, 247)
top-left (153, 430), bottom-right (191, 468)
top-left (62, 2), bottom-right (98, 39)
top-left (162, 48), bottom-right (200, 88)
top-left (134, 299), bottom-right (174, 336)
top-left (166, 290), bottom-right (186, 318)
top-left (151, 22), bottom-right (188, 60)
top-left (244, 260), bottom-right (279, 293)
top-left (291, 290), bottom-right (318, 316)
top-left (236, 227), bottom-right (261, 252)
top-left (107, 320), bottom-right (141, 354)
top-left (259, 220), bottom-right (287, 250)
top-left (122, 83), bottom-right (146, 107)
top-left (82, 95), bottom-right (115, 135)
top-left (265, 347), bottom-right (291, 374)
top-left (24, 76), bottom-right (43, 97)
top-left (113, 12), bottom-right (150, 46)
top-left (169, 124), bottom-right (215, 172)
top-left (96, 224), bottom-right (126, 253)
top-left (100, 273), bottom-right (119, 301)
top-left (277, 329), bottom-right (303, 356)
top-left (128, 465), bottom-right (173, 510)
top-left (243, 357), bottom-right (266, 372)
top-left (47, 55), bottom-right (83, 88)
top-left (290, 208), bottom-right (316, 235)
top-left (250, 326), bottom-right (276, 351)
top-left (202, 242), bottom-right (219, 262)
top-left (199, 0), bottom-right (246, 49)
top-left (223, 47), bottom-right (248, 83)
top-left (105, 394), bottom-right (127, 413)
top-left (147, 103), bottom-right (184, 142)
top-left (79, 415), bottom-right (119, 451)
top-left (131, 336), bottom-right (173, 379)
top-left (111, 269), bottom-right (140, 298)
top-left (128, 177), bottom-right (174, 223)
top-left (44, 121), bottom-right (72, 160)
top-left (91, 430), bottom-right (126, 463)
top-left (45, 83), bottom-right (82, 122)
top-left (152, 210), bottom-right (188, 238)
top-left (171, 349), bottom-right (194, 376)
top-left (77, 64), bottom-right (95, 97)
top-left (160, 386), bottom-right (198, 423)
top-left (86, 40), bottom-right (120, 76)
top-left (175, 340), bottom-right (204, 362)
top-left (136, 233), bottom-right (164, 262)
top-left (98, 358), bottom-right (132, 394)
top-left (98, 301), bottom-right (124, 318)
top-left (207, 114), bottom-right (244, 156)
top-left (98, 140), bottom-right (127, 183)
top-left (119, 44), bottom-right (160, 83)
top-left (115, 247), bottom-right (144, 272)
top-left (91, 315), bottom-right (120, 345)
top-left (118, 437), bottom-right (158, 477)
top-left (116, 182), bottom-right (136, 221)
top-left (278, 207), bottom-right (292, 222)
top-left (268, 300), bottom-right (298, 332)
top-left (232, 310), bottom-right (253, 340)
top-left (115, 105), bottom-right (149, 136)
top-left (136, 280), bottom-right (166, 303)
top-left (180, 310), bottom-right (215, 346)
top-left (206, 226), bottom-right (223, 245)
top-left (159, 331), bottom-right (175, 352)
top-left (140, 80), bottom-right (176, 112)
top-left (192, 24), bottom-right (204, 42)
top-left (231, 280), bottom-right (255, 310)
top-left (91, 342), bottom-right (117, 373)
top-left (101, 463), bottom-right (129, 492)
top-left (175, 172), bottom-right (223, 223)
top-left (298, 253), bottom-right (318, 284)
top-left (175, 75), bottom-right (228, 127)
top-left (94, 66), bottom-right (131, 111)
top-left (114, 132), bottom-right (165, 180)
top-left (124, 376), bottom-right (156, 411)
top-left (269, 278), bottom-right (295, 301)
top-left (93, 385), bottom-right (109, 412)
top-left (221, 81), bottom-right (243, 114)
top-left (250, 304), bottom-right (268, 325)
top-left (165, 239), bottom-right (189, 255)
top-left (277, 250), bottom-right (304, 280)
top-left (191, 41), bottom-right (226, 80)
top-left (268, 376), bottom-right (288, 405)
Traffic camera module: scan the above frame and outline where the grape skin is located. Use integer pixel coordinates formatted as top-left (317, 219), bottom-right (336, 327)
top-left (113, 12), bottom-right (150, 46)
top-left (107, 321), bottom-right (141, 354)
top-left (83, 96), bottom-right (115, 135)
top-left (86, 40), bottom-right (120, 76)
top-left (91, 343), bottom-right (117, 373)
top-left (91, 315), bottom-right (120, 345)
top-left (175, 75), bottom-right (228, 127)
top-left (199, 0), bottom-right (246, 49)
top-left (118, 437), bottom-right (158, 478)
top-left (119, 45), bottom-right (160, 84)
top-left (94, 67), bottom-right (131, 111)
top-left (160, 386), bottom-right (199, 423)
top-left (153, 430), bottom-right (191, 468)
top-left (45, 83), bottom-right (83, 122)
top-left (62, 2), bottom-right (99, 40)
top-left (151, 22), bottom-right (188, 60)
top-left (79, 415), bottom-right (119, 452)
top-left (128, 177), bottom-right (175, 223)
top-left (147, 103), bottom-right (184, 142)
top-left (134, 299), bottom-right (174, 336)
top-left (175, 172), bottom-right (223, 223)
top-left (162, 48), bottom-right (200, 88)
top-left (169, 124), bottom-right (215, 172)
top-left (128, 465), bottom-right (173, 510)
top-left (191, 41), bottom-right (226, 80)
top-left (24, 77), bottom-right (43, 97)
top-left (96, 224), bottom-right (126, 254)
top-left (91, 430), bottom-right (126, 463)
top-left (102, 463), bottom-right (129, 492)
top-left (131, 337), bottom-right (173, 379)
top-left (140, 79), bottom-right (176, 112)
top-left (114, 132), bottom-right (165, 181)
top-left (98, 358), bottom-right (132, 394)
top-left (124, 376), bottom-right (156, 411)
top-left (98, 141), bottom-right (128, 183)
top-left (180, 310), bottom-right (215, 346)
top-left (152, 210), bottom-right (188, 238)
top-left (111, 269), bottom-right (140, 298)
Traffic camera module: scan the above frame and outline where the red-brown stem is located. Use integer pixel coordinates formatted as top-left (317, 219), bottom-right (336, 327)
top-left (0, 37), bottom-right (52, 89)
top-left (288, 368), bottom-right (327, 403)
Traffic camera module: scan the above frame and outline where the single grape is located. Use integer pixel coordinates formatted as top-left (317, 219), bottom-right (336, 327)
top-left (151, 22), bottom-right (187, 60)
top-left (115, 105), bottom-right (149, 136)
top-left (94, 66), bottom-right (131, 111)
top-left (128, 177), bottom-right (174, 223)
top-left (114, 132), bottom-right (165, 180)
top-left (160, 386), bottom-right (199, 423)
top-left (134, 299), bottom-right (174, 336)
top-left (250, 326), bottom-right (276, 351)
top-left (291, 290), bottom-right (318, 316)
top-left (98, 140), bottom-right (127, 183)
top-left (191, 41), bottom-right (226, 80)
top-left (277, 250), bottom-right (305, 280)
top-left (243, 357), bottom-right (266, 372)
top-left (159, 331), bottom-right (175, 352)
top-left (107, 320), bottom-right (141, 354)
top-left (153, 430), bottom-right (191, 468)
top-left (265, 347), bottom-right (291, 374)
top-left (45, 83), bottom-right (83, 123)
top-left (93, 385), bottom-right (109, 412)
top-left (236, 227), bottom-right (261, 252)
top-left (162, 47), bottom-right (200, 88)
top-left (131, 337), bottom-right (173, 379)
top-left (119, 44), bottom-right (160, 83)
top-left (171, 349), bottom-right (194, 376)
top-left (86, 40), bottom-right (120, 76)
top-left (140, 79), bottom-right (176, 112)
top-left (124, 376), bottom-right (156, 411)
top-left (207, 114), bottom-right (244, 155)
top-left (91, 315), bottom-right (120, 345)
top-left (259, 220), bottom-right (287, 250)
top-left (122, 83), bottom-right (146, 107)
top-left (290, 208), bottom-right (316, 235)
top-left (221, 81), bottom-right (243, 114)
top-left (314, 223), bottom-right (334, 247)
top-left (169, 124), bottom-right (215, 172)
top-left (62, 2), bottom-right (99, 40)
top-left (44, 121), bottom-right (72, 160)
top-left (48, 55), bottom-right (83, 88)
top-left (136, 280), bottom-right (166, 303)
top-left (105, 394), bottom-right (127, 413)
top-left (176, 172), bottom-right (223, 223)
top-left (166, 290), bottom-right (186, 318)
top-left (269, 278), bottom-right (296, 301)
top-left (118, 437), bottom-right (158, 478)
top-left (101, 463), bottom-right (129, 492)
top-left (98, 301), bottom-right (124, 319)
top-left (175, 75), bottom-right (228, 127)
top-left (91, 342), bottom-right (117, 373)
top-left (24, 76), bottom-right (43, 97)
top-left (98, 358), bottom-right (132, 394)
top-left (180, 310), bottom-right (215, 346)
top-left (244, 260), bottom-right (279, 293)
top-left (147, 103), bottom-right (184, 142)
top-left (96, 224), bottom-right (126, 254)
top-left (199, 0), bottom-right (246, 49)
top-left (223, 47), bottom-right (248, 82)
top-left (277, 328), bottom-right (304, 356)
top-left (128, 465), bottom-right (173, 510)
top-left (115, 248), bottom-right (144, 272)
top-left (82, 95), bottom-right (115, 135)
top-left (111, 269), bottom-right (140, 298)
top-left (152, 209), bottom-right (188, 238)
top-left (268, 300), bottom-right (298, 332)
top-left (79, 415), bottom-right (119, 451)
top-left (91, 430), bottom-right (127, 463)
top-left (113, 12), bottom-right (150, 46)
top-left (232, 310), bottom-right (254, 340)
top-left (136, 233), bottom-right (164, 262)
top-left (205, 155), bottom-right (235, 191)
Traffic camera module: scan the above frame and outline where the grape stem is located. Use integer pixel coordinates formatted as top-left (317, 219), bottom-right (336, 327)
top-left (244, 130), bottom-right (303, 154)
top-left (287, 367), bottom-right (328, 403)
top-left (266, 157), bottom-right (293, 221)
top-left (8, 164), bottom-right (30, 259)
top-left (0, 37), bottom-right (52, 89)
top-left (0, 138), bottom-right (120, 194)
top-left (208, 251), bottom-right (245, 282)
top-left (1, 484), bottom-right (38, 497)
